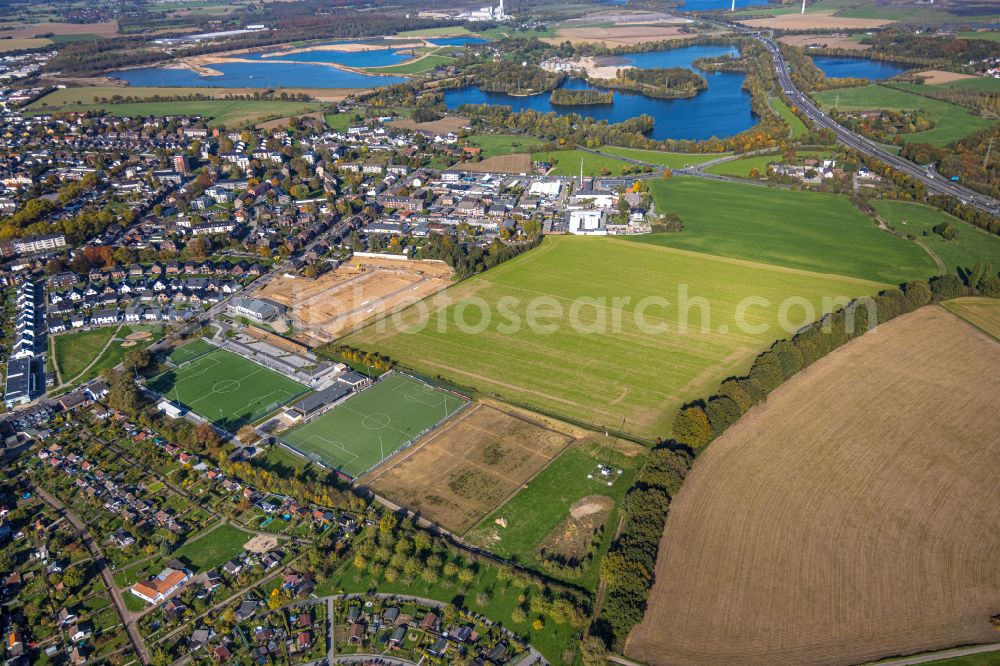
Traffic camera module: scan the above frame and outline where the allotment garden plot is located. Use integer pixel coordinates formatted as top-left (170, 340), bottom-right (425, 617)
top-left (281, 373), bottom-right (468, 478)
top-left (148, 345), bottom-right (308, 431)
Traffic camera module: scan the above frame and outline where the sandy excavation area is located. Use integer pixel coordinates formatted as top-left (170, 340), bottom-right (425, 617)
top-left (257, 257), bottom-right (453, 346)
top-left (261, 39), bottom-right (425, 58)
top-left (547, 25), bottom-right (699, 46)
top-left (739, 11), bottom-right (895, 31)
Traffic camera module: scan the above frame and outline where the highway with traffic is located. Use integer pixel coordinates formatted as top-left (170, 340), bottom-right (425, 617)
top-left (734, 23), bottom-right (1000, 217)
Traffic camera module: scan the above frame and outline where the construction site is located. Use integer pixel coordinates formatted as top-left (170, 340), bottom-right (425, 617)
top-left (255, 256), bottom-right (454, 347)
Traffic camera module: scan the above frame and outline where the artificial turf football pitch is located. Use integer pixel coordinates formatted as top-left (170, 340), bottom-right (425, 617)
top-left (281, 373), bottom-right (468, 478)
top-left (148, 345), bottom-right (308, 431)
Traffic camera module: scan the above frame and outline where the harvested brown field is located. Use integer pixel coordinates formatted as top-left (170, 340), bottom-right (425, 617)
top-left (364, 403), bottom-right (573, 533)
top-left (627, 306), bottom-right (1000, 666)
top-left (941, 296), bottom-right (1000, 340)
top-left (778, 33), bottom-right (870, 51)
top-left (0, 20), bottom-right (119, 38)
top-left (739, 11), bottom-right (894, 31)
top-left (914, 69), bottom-right (979, 85)
top-left (390, 115), bottom-right (469, 135)
top-left (457, 153), bottom-right (533, 174)
top-left (255, 257), bottom-right (453, 346)
top-left (0, 37), bottom-right (52, 51)
top-left (547, 25), bottom-right (699, 46)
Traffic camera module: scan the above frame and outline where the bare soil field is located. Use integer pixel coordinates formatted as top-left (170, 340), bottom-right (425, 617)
top-left (539, 495), bottom-right (613, 563)
top-left (0, 20), bottom-right (119, 38)
top-left (627, 306), bottom-right (1000, 666)
top-left (363, 403), bottom-right (573, 533)
top-left (390, 115), bottom-right (469, 135)
top-left (739, 11), bottom-right (895, 31)
top-left (914, 69), bottom-right (979, 85)
top-left (243, 534), bottom-right (279, 553)
top-left (256, 257), bottom-right (453, 346)
top-left (941, 296), bottom-right (1000, 340)
top-left (457, 153), bottom-right (533, 174)
top-left (778, 34), bottom-right (871, 51)
top-left (546, 25), bottom-right (698, 46)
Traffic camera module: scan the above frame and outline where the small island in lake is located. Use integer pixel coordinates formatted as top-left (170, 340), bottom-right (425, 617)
top-left (549, 89), bottom-right (614, 105)
top-left (597, 66), bottom-right (707, 99)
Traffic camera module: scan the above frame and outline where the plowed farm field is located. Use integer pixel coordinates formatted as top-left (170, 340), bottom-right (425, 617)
top-left (626, 306), bottom-right (1000, 665)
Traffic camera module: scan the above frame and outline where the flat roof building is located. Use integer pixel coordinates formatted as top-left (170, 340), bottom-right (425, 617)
top-left (227, 296), bottom-right (283, 323)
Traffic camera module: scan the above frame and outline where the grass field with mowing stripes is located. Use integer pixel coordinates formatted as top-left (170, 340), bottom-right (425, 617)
top-left (641, 178), bottom-right (935, 284)
top-left (165, 338), bottom-right (217, 366)
top-left (344, 235), bottom-right (886, 439)
top-left (282, 373), bottom-right (468, 478)
top-left (148, 347), bottom-right (307, 430)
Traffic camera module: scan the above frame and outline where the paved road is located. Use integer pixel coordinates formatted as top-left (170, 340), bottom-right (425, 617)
top-left (32, 484), bottom-right (152, 666)
top-left (734, 23), bottom-right (1000, 216)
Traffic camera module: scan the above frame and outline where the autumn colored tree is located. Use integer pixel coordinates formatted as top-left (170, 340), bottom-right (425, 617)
top-left (671, 406), bottom-right (713, 448)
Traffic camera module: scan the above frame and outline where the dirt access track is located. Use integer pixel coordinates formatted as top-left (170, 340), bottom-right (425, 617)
top-left (627, 306), bottom-right (1000, 666)
top-left (256, 257), bottom-right (453, 346)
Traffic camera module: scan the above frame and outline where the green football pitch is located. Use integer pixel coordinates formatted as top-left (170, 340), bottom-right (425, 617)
top-left (281, 373), bottom-right (468, 478)
top-left (148, 346), bottom-right (308, 431)
top-left (165, 339), bottom-right (217, 366)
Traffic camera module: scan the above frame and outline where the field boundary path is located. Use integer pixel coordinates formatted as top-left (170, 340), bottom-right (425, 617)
top-left (31, 483), bottom-right (152, 665)
top-left (864, 643), bottom-right (1000, 665)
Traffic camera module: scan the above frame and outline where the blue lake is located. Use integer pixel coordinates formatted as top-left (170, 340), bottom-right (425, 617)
top-left (811, 56), bottom-right (912, 80)
top-left (112, 61), bottom-right (407, 89)
top-left (112, 36), bottom-right (487, 87)
top-left (443, 44), bottom-right (756, 141)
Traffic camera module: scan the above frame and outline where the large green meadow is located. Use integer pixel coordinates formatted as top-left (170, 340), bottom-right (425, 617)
top-left (641, 178), bottom-right (935, 283)
top-left (771, 97), bottom-right (809, 140)
top-left (366, 53), bottom-right (455, 75)
top-left (344, 235), bottom-right (884, 439)
top-left (811, 84), bottom-right (997, 147)
top-left (598, 146), bottom-right (726, 169)
top-left (534, 149), bottom-right (641, 176)
top-left (872, 200), bottom-right (1000, 275)
top-left (466, 134), bottom-right (547, 158)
